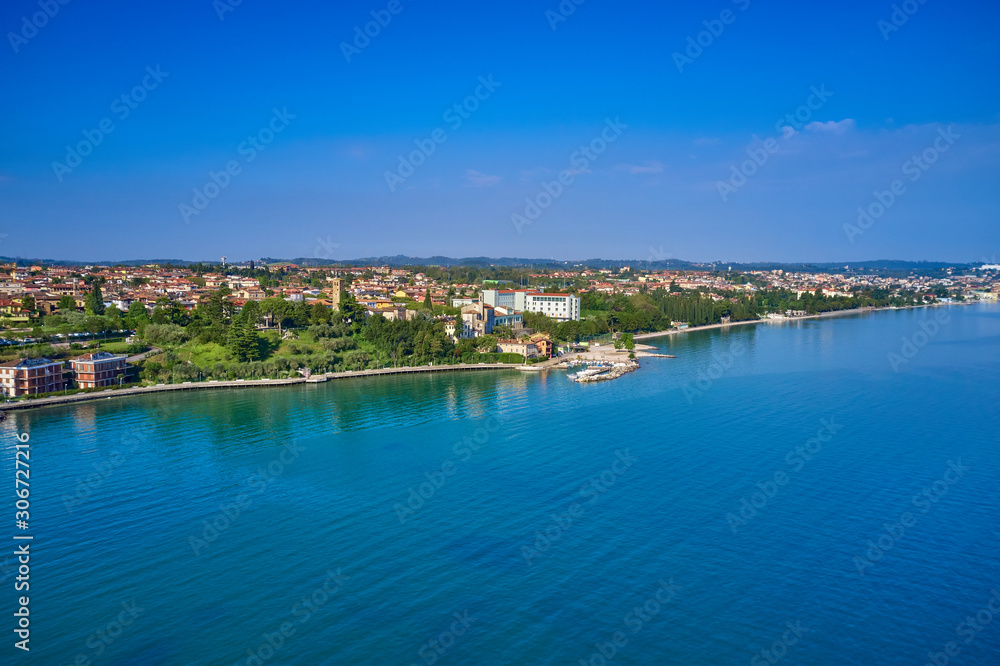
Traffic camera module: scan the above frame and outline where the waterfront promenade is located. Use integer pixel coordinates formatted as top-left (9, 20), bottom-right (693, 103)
top-left (2, 304), bottom-right (963, 413)
top-left (0, 363), bottom-right (519, 411)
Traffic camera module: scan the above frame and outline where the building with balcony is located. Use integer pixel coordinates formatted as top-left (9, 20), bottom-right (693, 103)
top-left (0, 358), bottom-right (65, 396)
top-left (481, 289), bottom-right (580, 321)
top-left (68, 351), bottom-right (131, 389)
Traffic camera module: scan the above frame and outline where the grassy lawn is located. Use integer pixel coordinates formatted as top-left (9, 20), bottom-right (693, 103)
top-left (175, 341), bottom-right (231, 366)
top-left (165, 332), bottom-right (326, 367)
top-left (96, 341), bottom-right (140, 354)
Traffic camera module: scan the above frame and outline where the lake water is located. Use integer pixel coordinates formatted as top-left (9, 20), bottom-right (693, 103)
top-left (5, 303), bottom-right (1000, 665)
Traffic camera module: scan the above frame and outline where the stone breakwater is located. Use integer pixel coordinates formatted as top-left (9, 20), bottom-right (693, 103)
top-left (573, 360), bottom-right (640, 383)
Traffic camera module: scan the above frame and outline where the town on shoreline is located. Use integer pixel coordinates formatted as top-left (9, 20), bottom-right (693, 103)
top-left (1, 259), bottom-right (997, 407)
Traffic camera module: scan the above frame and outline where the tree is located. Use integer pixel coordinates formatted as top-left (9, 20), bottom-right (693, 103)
top-left (292, 301), bottom-right (311, 327)
top-left (260, 297), bottom-right (292, 332)
top-left (310, 301), bottom-right (331, 325)
top-left (493, 324), bottom-right (514, 339)
top-left (227, 301), bottom-right (261, 362)
top-left (476, 334), bottom-right (498, 353)
top-left (59, 294), bottom-right (76, 312)
top-left (240, 300), bottom-right (261, 328)
top-left (622, 332), bottom-right (635, 351)
top-left (339, 293), bottom-right (366, 333)
top-left (126, 301), bottom-right (149, 330)
top-left (423, 291), bottom-right (433, 310)
top-left (21, 295), bottom-right (35, 315)
top-left (105, 305), bottom-right (123, 330)
top-left (85, 283), bottom-right (105, 315)
top-left (199, 289), bottom-right (230, 326)
top-left (150, 306), bottom-right (169, 325)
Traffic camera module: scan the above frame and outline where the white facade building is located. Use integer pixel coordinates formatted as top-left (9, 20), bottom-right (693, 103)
top-left (481, 289), bottom-right (580, 322)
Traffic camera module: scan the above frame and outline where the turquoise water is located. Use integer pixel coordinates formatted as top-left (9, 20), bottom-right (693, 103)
top-left (5, 304), bottom-right (1000, 665)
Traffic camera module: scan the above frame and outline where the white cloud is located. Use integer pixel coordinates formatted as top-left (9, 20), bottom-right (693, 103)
top-left (464, 169), bottom-right (500, 187)
top-left (519, 167), bottom-right (551, 181)
top-left (617, 161), bottom-right (665, 175)
top-left (805, 119), bottom-right (856, 133)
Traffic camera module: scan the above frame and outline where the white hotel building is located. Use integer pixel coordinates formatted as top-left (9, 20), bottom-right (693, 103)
top-left (481, 289), bottom-right (581, 322)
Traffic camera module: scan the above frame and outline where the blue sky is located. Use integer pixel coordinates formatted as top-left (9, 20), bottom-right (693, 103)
top-left (2, 0), bottom-right (998, 263)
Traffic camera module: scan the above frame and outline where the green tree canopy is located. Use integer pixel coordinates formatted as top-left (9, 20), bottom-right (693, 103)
top-left (85, 283), bottom-right (105, 315)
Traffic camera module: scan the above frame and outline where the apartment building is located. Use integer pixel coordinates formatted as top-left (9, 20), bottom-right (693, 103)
top-left (0, 358), bottom-right (65, 396)
top-left (481, 289), bottom-right (581, 321)
top-left (68, 351), bottom-right (130, 389)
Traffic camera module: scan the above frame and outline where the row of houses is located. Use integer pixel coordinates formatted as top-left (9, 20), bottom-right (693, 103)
top-left (0, 352), bottom-right (133, 397)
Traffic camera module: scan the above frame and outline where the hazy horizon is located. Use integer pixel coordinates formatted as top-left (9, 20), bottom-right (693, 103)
top-left (3, 0), bottom-right (999, 263)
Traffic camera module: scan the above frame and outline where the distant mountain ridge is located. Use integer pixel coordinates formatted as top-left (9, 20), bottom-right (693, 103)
top-left (0, 254), bottom-right (978, 272)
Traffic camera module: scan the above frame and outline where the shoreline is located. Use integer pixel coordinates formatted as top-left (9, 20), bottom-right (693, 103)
top-left (632, 303), bottom-right (958, 341)
top-left (2, 302), bottom-right (979, 412)
top-left (0, 363), bottom-right (520, 412)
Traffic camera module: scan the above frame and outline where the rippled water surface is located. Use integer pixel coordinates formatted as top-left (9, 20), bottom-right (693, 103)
top-left (5, 304), bottom-right (1000, 665)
